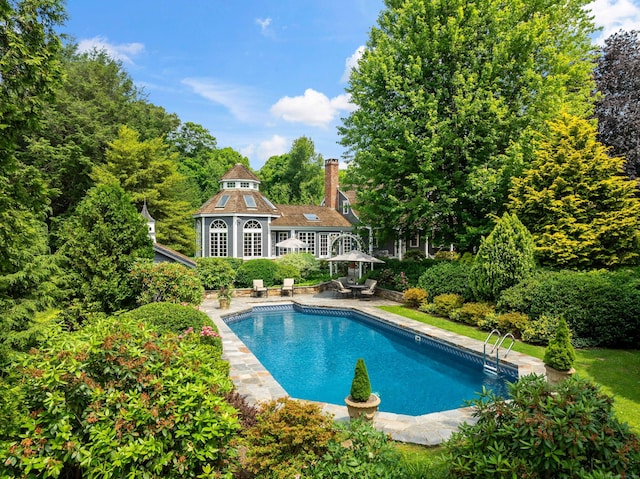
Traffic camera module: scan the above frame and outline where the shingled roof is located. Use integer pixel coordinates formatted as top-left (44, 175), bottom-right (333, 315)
top-left (271, 204), bottom-right (352, 228)
top-left (195, 189), bottom-right (279, 216)
top-left (221, 163), bottom-right (261, 182)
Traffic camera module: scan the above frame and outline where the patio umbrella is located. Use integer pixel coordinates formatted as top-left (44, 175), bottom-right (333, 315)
top-left (329, 250), bottom-right (385, 278)
top-left (275, 236), bottom-right (309, 252)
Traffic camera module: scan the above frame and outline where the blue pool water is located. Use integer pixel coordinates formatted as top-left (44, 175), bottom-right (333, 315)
top-left (226, 305), bottom-right (515, 416)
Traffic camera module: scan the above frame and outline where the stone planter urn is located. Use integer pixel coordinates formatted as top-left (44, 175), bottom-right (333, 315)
top-left (345, 394), bottom-right (380, 422)
top-left (218, 298), bottom-right (230, 309)
top-left (545, 365), bottom-right (576, 385)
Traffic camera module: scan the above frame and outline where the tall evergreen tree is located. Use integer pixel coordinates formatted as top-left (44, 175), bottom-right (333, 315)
top-left (339, 0), bottom-right (597, 250)
top-left (0, 0), bottom-right (66, 365)
top-left (92, 126), bottom-right (195, 255)
top-left (594, 30), bottom-right (640, 183)
top-left (509, 112), bottom-right (640, 269)
top-left (56, 184), bottom-right (153, 315)
top-left (469, 212), bottom-right (536, 301)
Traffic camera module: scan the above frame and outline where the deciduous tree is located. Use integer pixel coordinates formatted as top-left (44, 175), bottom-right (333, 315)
top-left (595, 30), bottom-right (640, 183)
top-left (340, 0), bottom-right (597, 250)
top-left (509, 112), bottom-right (640, 268)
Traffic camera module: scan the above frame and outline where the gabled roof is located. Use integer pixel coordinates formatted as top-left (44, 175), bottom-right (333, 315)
top-left (221, 163), bottom-right (261, 182)
top-left (194, 189), bottom-right (280, 216)
top-left (154, 243), bottom-right (196, 268)
top-left (271, 204), bottom-right (352, 228)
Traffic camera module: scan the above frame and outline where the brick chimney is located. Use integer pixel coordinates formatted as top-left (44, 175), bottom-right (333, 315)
top-left (324, 158), bottom-right (339, 210)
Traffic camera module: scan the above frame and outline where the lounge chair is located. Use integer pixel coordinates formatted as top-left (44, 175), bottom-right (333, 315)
top-left (359, 280), bottom-right (377, 300)
top-left (253, 279), bottom-right (268, 297)
top-left (331, 279), bottom-right (352, 299)
top-left (281, 278), bottom-right (294, 296)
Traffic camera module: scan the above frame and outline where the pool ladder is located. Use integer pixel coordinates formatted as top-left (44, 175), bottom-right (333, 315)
top-left (482, 329), bottom-right (515, 376)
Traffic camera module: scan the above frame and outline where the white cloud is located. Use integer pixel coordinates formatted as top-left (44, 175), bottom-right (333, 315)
top-left (257, 135), bottom-right (289, 161)
top-left (76, 36), bottom-right (144, 64)
top-left (270, 88), bottom-right (355, 127)
top-left (182, 78), bottom-right (258, 123)
top-left (341, 45), bottom-right (366, 82)
top-left (256, 17), bottom-right (273, 36)
top-left (588, 0), bottom-right (640, 44)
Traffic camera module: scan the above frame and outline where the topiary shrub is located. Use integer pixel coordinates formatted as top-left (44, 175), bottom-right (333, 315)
top-left (350, 358), bottom-right (372, 402)
top-left (3, 315), bottom-right (239, 478)
top-left (124, 302), bottom-right (210, 334)
top-left (418, 261), bottom-right (473, 300)
top-left (469, 212), bottom-right (536, 302)
top-left (430, 294), bottom-right (464, 316)
top-left (130, 259), bottom-right (204, 306)
top-left (544, 317), bottom-right (576, 371)
top-left (235, 259), bottom-right (279, 287)
top-left (453, 302), bottom-right (495, 326)
top-left (242, 398), bottom-right (336, 479)
top-left (403, 287), bottom-right (428, 308)
top-left (196, 257), bottom-right (236, 290)
top-left (447, 375), bottom-right (640, 478)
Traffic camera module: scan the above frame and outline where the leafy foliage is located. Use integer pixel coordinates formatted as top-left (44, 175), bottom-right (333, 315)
top-left (520, 314), bottom-right (559, 345)
top-left (124, 302), bottom-right (210, 335)
top-left (308, 420), bottom-right (402, 479)
top-left (130, 259), bottom-right (204, 306)
top-left (276, 252), bottom-right (320, 280)
top-left (421, 294), bottom-right (465, 317)
top-left (196, 257), bottom-right (236, 290)
top-left (497, 269), bottom-right (640, 347)
top-left (418, 261), bottom-right (473, 300)
top-left (595, 30), bottom-right (640, 183)
top-left (92, 125), bottom-right (196, 254)
top-left (403, 288), bottom-right (428, 308)
top-left (544, 317), bottom-right (576, 370)
top-left (259, 136), bottom-right (324, 205)
top-left (235, 259), bottom-right (279, 287)
top-left (447, 375), bottom-right (640, 478)
top-left (242, 398), bottom-right (336, 479)
top-left (509, 112), bottom-right (640, 268)
top-left (469, 213), bottom-right (535, 301)
top-left (0, 315), bottom-right (239, 478)
top-left (350, 358), bottom-right (373, 402)
top-left (56, 184), bottom-right (154, 315)
top-left (451, 302), bottom-right (495, 326)
top-left (340, 0), bottom-right (597, 249)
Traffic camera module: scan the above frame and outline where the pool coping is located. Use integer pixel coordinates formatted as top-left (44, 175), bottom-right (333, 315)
top-left (200, 294), bottom-right (546, 445)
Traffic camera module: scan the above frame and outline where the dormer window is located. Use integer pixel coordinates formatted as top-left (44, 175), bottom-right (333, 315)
top-left (342, 201), bottom-right (350, 215)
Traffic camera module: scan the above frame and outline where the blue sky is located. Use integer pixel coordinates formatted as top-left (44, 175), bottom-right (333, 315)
top-left (62, 0), bottom-right (640, 170)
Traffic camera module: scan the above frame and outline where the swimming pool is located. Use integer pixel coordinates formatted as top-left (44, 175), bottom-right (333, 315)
top-left (225, 304), bottom-right (518, 416)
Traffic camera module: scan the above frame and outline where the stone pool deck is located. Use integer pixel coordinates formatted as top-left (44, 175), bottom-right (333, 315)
top-left (201, 291), bottom-right (546, 446)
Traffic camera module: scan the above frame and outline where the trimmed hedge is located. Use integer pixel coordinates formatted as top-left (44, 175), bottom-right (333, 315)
top-left (498, 269), bottom-right (640, 347)
top-left (124, 302), bottom-right (211, 335)
top-left (417, 261), bottom-right (473, 300)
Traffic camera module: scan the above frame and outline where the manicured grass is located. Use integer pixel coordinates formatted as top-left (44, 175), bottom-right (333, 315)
top-left (379, 305), bottom-right (640, 434)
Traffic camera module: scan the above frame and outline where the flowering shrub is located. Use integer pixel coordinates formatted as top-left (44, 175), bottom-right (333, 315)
top-left (1, 316), bottom-right (239, 478)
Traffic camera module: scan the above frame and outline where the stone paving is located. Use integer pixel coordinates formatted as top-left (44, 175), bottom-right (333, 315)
top-left (200, 290), bottom-right (546, 446)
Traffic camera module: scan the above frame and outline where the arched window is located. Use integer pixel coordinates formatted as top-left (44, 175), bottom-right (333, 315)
top-left (210, 220), bottom-right (228, 257)
top-left (243, 220), bottom-right (262, 257)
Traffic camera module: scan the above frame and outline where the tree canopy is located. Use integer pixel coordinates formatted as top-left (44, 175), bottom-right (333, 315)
top-left (509, 112), bottom-right (640, 269)
top-left (340, 0), bottom-right (597, 250)
top-left (259, 136), bottom-right (324, 205)
top-left (595, 30), bottom-right (640, 183)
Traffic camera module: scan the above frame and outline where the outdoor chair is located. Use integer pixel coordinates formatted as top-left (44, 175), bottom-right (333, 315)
top-left (359, 280), bottom-right (377, 300)
top-left (331, 280), bottom-right (352, 299)
top-left (252, 279), bottom-right (268, 297)
top-left (281, 278), bottom-right (294, 296)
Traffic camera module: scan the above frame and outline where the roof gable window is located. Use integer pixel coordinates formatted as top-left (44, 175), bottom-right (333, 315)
top-left (243, 195), bottom-right (257, 208)
top-left (216, 195), bottom-right (230, 208)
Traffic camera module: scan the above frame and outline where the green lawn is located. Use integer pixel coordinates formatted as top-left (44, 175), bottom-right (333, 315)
top-left (379, 305), bottom-right (640, 434)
